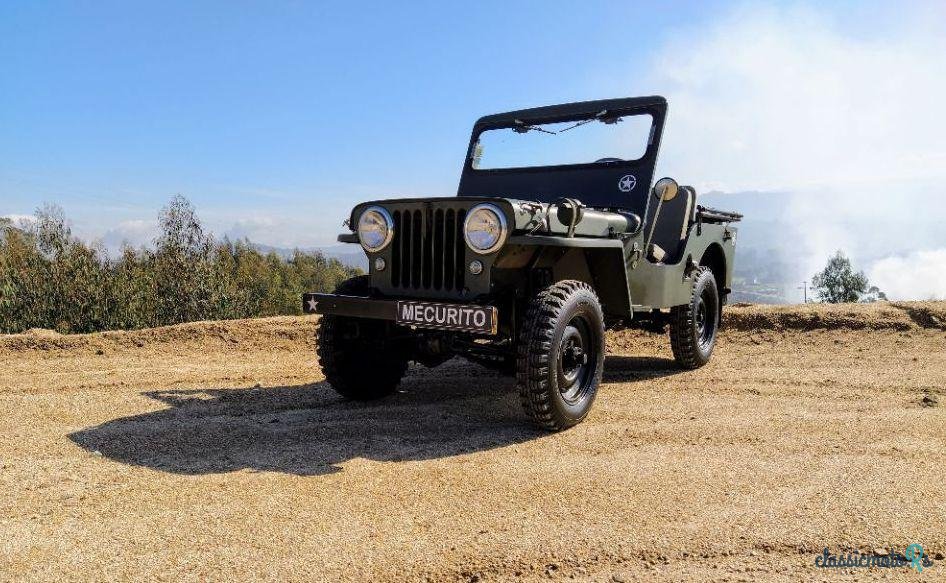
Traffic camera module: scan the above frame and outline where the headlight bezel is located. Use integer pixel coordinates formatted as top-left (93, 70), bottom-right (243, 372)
top-left (463, 203), bottom-right (508, 255)
top-left (356, 206), bottom-right (394, 253)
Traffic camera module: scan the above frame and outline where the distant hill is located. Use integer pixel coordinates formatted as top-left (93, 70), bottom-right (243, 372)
top-left (700, 191), bottom-right (800, 303)
top-left (249, 242), bottom-right (368, 271)
top-left (316, 245), bottom-right (369, 270)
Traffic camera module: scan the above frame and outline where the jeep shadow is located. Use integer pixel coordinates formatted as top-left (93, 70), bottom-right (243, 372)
top-left (68, 356), bottom-right (682, 476)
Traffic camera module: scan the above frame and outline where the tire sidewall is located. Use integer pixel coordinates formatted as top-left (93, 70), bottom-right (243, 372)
top-left (546, 290), bottom-right (605, 423)
top-left (690, 270), bottom-right (719, 362)
top-left (317, 275), bottom-right (408, 400)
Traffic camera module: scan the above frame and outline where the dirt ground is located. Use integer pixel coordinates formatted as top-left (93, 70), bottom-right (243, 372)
top-left (1, 302), bottom-right (945, 581)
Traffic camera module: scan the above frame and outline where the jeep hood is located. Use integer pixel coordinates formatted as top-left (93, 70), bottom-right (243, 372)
top-left (348, 196), bottom-right (637, 240)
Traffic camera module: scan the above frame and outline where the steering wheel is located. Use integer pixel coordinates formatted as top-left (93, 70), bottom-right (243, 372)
top-left (594, 157), bottom-right (624, 163)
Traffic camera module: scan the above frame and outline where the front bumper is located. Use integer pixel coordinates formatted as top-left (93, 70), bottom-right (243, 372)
top-left (303, 293), bottom-right (397, 320)
top-left (303, 293), bottom-right (498, 335)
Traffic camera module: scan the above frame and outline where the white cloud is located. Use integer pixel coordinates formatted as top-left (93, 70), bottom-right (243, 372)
top-left (869, 249), bottom-right (946, 300)
top-left (99, 219), bottom-right (158, 252)
top-left (62, 209), bottom-right (342, 254)
top-left (2, 214), bottom-right (36, 225)
top-left (652, 4), bottom-right (946, 193)
top-left (221, 214), bottom-right (333, 249)
top-left (224, 216), bottom-right (278, 241)
top-left (646, 3), bottom-right (946, 297)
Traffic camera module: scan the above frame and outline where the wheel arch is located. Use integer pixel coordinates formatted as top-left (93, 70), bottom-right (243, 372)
top-left (581, 246), bottom-right (631, 317)
top-left (698, 243), bottom-right (728, 301)
top-left (502, 237), bottom-right (632, 317)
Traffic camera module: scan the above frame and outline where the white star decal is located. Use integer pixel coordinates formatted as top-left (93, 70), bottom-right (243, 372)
top-left (306, 297), bottom-right (318, 312)
top-left (618, 174), bottom-right (637, 192)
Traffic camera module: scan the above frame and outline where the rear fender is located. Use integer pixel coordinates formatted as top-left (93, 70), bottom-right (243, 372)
top-left (627, 222), bottom-right (736, 309)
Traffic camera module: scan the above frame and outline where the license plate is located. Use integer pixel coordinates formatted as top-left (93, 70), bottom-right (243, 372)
top-left (395, 301), bottom-right (497, 335)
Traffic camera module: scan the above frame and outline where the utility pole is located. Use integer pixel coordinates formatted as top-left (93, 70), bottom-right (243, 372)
top-left (798, 280), bottom-right (808, 303)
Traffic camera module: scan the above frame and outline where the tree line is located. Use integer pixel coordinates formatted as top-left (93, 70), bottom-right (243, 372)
top-left (0, 195), bottom-right (360, 334)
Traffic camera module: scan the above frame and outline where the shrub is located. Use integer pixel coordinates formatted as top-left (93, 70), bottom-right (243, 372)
top-left (811, 250), bottom-right (870, 304)
top-left (0, 197), bottom-right (360, 334)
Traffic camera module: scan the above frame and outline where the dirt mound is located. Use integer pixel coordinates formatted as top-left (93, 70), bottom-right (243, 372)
top-left (0, 315), bottom-right (318, 355)
top-left (2, 302), bottom-right (944, 357)
top-left (21, 328), bottom-right (62, 337)
top-left (724, 301), bottom-right (946, 332)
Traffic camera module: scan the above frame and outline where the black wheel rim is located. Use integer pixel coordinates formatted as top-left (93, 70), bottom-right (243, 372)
top-left (557, 315), bottom-right (595, 404)
top-left (696, 288), bottom-right (718, 350)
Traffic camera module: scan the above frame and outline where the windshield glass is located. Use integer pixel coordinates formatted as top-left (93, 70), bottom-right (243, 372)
top-left (472, 112), bottom-right (653, 170)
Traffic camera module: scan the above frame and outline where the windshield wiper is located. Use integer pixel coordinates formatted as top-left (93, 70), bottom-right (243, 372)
top-left (512, 109), bottom-right (624, 135)
top-left (512, 119), bottom-right (558, 136)
top-left (558, 109), bottom-right (621, 133)
top-left (513, 119), bottom-right (558, 134)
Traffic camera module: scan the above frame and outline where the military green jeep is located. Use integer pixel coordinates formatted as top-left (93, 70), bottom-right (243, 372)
top-left (304, 96), bottom-right (741, 431)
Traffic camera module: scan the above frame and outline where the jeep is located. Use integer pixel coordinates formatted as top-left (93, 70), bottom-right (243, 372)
top-left (304, 96), bottom-right (741, 430)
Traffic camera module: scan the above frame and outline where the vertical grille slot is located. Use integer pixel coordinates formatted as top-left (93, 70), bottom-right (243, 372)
top-left (454, 209), bottom-right (466, 290)
top-left (423, 208), bottom-right (433, 289)
top-left (411, 210), bottom-right (422, 288)
top-left (388, 205), bottom-right (468, 292)
top-left (433, 209), bottom-right (444, 290)
top-left (400, 211), bottom-right (412, 288)
top-left (444, 209), bottom-right (456, 290)
top-left (391, 210), bottom-right (402, 285)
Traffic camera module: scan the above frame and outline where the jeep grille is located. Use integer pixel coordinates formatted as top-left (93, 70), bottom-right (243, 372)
top-left (391, 207), bottom-right (467, 291)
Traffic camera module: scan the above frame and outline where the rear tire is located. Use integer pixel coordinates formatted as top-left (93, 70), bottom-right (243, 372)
top-left (517, 281), bottom-right (605, 431)
top-left (316, 275), bottom-right (409, 400)
top-left (669, 266), bottom-right (720, 369)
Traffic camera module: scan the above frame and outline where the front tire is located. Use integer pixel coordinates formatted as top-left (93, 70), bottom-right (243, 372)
top-left (316, 276), bottom-right (409, 400)
top-left (669, 266), bottom-right (720, 369)
top-left (517, 281), bottom-right (605, 431)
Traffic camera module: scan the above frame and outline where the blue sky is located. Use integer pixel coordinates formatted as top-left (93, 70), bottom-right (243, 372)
top-left (2, 1), bottom-right (945, 299)
top-left (2, 0), bottom-right (726, 244)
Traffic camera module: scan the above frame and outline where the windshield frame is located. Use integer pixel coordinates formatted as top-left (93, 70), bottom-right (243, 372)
top-left (468, 110), bottom-right (656, 172)
top-left (457, 96), bottom-right (668, 213)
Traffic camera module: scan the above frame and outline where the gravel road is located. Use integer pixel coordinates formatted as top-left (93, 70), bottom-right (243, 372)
top-left (2, 303), bottom-right (944, 581)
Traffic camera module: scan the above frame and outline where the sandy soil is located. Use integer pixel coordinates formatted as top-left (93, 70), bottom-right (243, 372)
top-left (1, 302), bottom-right (945, 581)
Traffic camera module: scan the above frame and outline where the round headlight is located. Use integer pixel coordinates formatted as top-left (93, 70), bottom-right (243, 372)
top-left (464, 203), bottom-right (508, 254)
top-left (357, 206), bottom-right (394, 252)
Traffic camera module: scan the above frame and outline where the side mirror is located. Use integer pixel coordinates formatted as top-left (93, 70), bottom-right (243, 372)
top-left (653, 177), bottom-right (679, 202)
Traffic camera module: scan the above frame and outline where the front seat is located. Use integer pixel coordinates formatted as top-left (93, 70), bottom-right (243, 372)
top-left (646, 185), bottom-right (695, 264)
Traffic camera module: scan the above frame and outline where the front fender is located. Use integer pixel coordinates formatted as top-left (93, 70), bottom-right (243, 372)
top-left (504, 236), bottom-right (632, 317)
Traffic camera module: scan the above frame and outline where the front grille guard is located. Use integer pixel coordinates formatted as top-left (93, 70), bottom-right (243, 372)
top-left (390, 207), bottom-right (468, 292)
